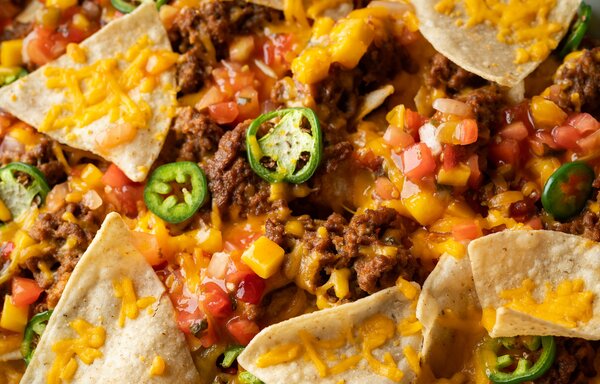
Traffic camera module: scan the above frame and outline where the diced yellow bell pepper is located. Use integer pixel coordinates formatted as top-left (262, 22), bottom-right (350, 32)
top-left (446, 200), bottom-right (475, 218)
top-left (196, 228), bottom-right (222, 254)
top-left (8, 124), bottom-right (37, 146)
top-left (525, 157), bottom-right (560, 189)
top-left (403, 191), bottom-right (446, 226)
top-left (328, 18), bottom-right (374, 69)
top-left (530, 96), bottom-right (567, 129)
top-left (71, 13), bottom-right (90, 31)
top-left (80, 163), bottom-right (104, 188)
top-left (241, 236), bottom-right (285, 279)
top-left (386, 105), bottom-right (406, 128)
top-left (437, 164), bottom-right (471, 187)
top-left (1, 295), bottom-right (28, 333)
top-left (45, 0), bottom-right (77, 10)
top-left (432, 238), bottom-right (466, 258)
top-left (0, 40), bottom-right (23, 67)
top-left (0, 199), bottom-right (11, 222)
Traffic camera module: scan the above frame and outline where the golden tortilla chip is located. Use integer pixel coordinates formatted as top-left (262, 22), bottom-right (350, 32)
top-left (238, 286), bottom-right (423, 384)
top-left (468, 230), bottom-right (600, 339)
top-left (20, 213), bottom-right (199, 383)
top-left (416, 255), bottom-right (483, 378)
top-left (412, 0), bottom-right (579, 87)
top-left (0, 3), bottom-right (176, 182)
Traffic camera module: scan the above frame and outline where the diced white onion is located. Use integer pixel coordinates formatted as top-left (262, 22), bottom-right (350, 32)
top-left (432, 98), bottom-right (472, 117)
top-left (82, 190), bottom-right (103, 210)
top-left (0, 135), bottom-right (24, 155)
top-left (254, 59), bottom-right (277, 79)
top-left (419, 123), bottom-right (442, 156)
top-left (45, 183), bottom-right (68, 213)
top-left (207, 252), bottom-right (230, 279)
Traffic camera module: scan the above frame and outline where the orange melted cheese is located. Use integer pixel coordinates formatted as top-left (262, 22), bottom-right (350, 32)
top-left (113, 277), bottom-right (156, 327)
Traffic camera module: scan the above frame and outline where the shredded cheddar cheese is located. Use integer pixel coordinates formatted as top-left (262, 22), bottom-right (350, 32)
top-left (47, 318), bottom-right (106, 384)
top-left (499, 278), bottom-right (594, 328)
top-left (113, 277), bottom-right (156, 327)
top-left (150, 355), bottom-right (166, 376)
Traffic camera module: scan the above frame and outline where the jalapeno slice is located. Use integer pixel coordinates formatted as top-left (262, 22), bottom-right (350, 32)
top-left (143, 161), bottom-right (208, 224)
top-left (487, 336), bottom-right (556, 384)
top-left (110, 0), bottom-right (167, 14)
top-left (541, 161), bottom-right (595, 220)
top-left (0, 162), bottom-right (50, 220)
top-left (246, 107), bottom-right (323, 184)
top-left (21, 310), bottom-right (53, 365)
top-left (559, 2), bottom-right (592, 58)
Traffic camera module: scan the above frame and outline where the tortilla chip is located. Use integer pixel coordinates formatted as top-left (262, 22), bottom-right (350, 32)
top-left (238, 286), bottom-right (423, 384)
top-left (0, 3), bottom-right (176, 182)
top-left (20, 213), bottom-right (199, 383)
top-left (468, 230), bottom-right (600, 339)
top-left (356, 84), bottom-right (394, 121)
top-left (412, 0), bottom-right (579, 87)
top-left (416, 255), bottom-right (483, 378)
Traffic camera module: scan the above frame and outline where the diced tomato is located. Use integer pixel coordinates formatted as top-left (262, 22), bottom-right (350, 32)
top-left (262, 34), bottom-right (294, 66)
top-left (27, 32), bottom-right (59, 67)
top-left (130, 232), bottom-right (163, 266)
top-left (383, 125), bottom-right (414, 149)
top-left (236, 87), bottom-right (260, 121)
top-left (12, 277), bottom-right (43, 307)
top-left (452, 222), bottom-right (482, 241)
top-left (226, 272), bottom-right (265, 305)
top-left (209, 102), bottom-right (239, 125)
top-left (103, 184), bottom-right (144, 217)
top-left (503, 101), bottom-right (534, 130)
top-left (442, 145), bottom-right (466, 171)
top-left (499, 122), bottom-right (529, 141)
top-left (203, 282), bottom-right (233, 319)
top-left (577, 129), bottom-right (600, 153)
top-left (466, 154), bottom-right (481, 188)
top-left (353, 149), bottom-right (381, 172)
top-left (551, 125), bottom-right (582, 151)
top-left (405, 109), bottom-right (426, 137)
top-left (1, 242), bottom-right (14, 260)
top-left (455, 119), bottom-right (478, 145)
top-left (489, 138), bottom-right (520, 166)
top-left (395, 143), bottom-right (436, 181)
top-left (226, 318), bottom-right (259, 346)
top-left (101, 164), bottom-right (133, 187)
top-left (526, 216), bottom-right (543, 230)
top-left (374, 177), bottom-right (398, 200)
top-left (567, 113), bottom-right (600, 134)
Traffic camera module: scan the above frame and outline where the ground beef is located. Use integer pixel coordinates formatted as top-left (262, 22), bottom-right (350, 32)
top-left (535, 338), bottom-right (598, 384)
top-left (169, 106), bottom-right (224, 162)
top-left (546, 209), bottom-right (600, 242)
top-left (0, 135), bottom-right (67, 186)
top-left (458, 85), bottom-right (506, 137)
top-left (0, 21), bottom-right (31, 42)
top-left (168, 0), bottom-right (282, 94)
top-left (204, 121), bottom-right (274, 218)
top-left (23, 203), bottom-right (103, 311)
top-left (297, 207), bottom-right (421, 297)
top-left (549, 48), bottom-right (600, 115)
top-left (426, 53), bottom-right (487, 94)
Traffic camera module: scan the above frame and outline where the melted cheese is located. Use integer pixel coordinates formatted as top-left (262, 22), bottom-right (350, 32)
top-left (499, 278), bottom-right (594, 328)
top-left (40, 36), bottom-right (177, 149)
top-left (47, 318), bottom-right (106, 384)
top-left (113, 277), bottom-right (156, 327)
top-left (435, 0), bottom-right (566, 64)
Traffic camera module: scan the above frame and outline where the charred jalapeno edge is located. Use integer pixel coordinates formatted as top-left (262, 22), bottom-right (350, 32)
top-left (487, 336), bottom-right (556, 384)
top-left (559, 1), bottom-right (592, 58)
top-left (110, 0), bottom-right (167, 14)
top-left (541, 161), bottom-right (595, 221)
top-left (246, 107), bottom-right (323, 184)
top-left (221, 345), bottom-right (245, 368)
top-left (21, 310), bottom-right (53, 365)
top-left (0, 162), bottom-right (50, 219)
top-left (143, 161), bottom-right (208, 224)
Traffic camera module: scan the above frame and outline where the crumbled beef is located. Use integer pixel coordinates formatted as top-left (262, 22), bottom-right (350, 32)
top-left (549, 48), bottom-right (600, 115)
top-left (0, 21), bottom-right (31, 42)
top-left (0, 135), bottom-right (67, 186)
top-left (170, 106), bottom-right (224, 162)
top-left (168, 0), bottom-right (282, 94)
top-left (265, 217), bottom-right (285, 246)
top-left (321, 141), bottom-right (354, 174)
top-left (426, 53), bottom-right (487, 94)
top-left (297, 207), bottom-right (421, 296)
top-left (535, 338), bottom-right (598, 384)
top-left (24, 203), bottom-right (103, 311)
top-left (546, 208), bottom-right (600, 242)
top-left (458, 85), bottom-right (506, 136)
top-left (204, 121), bottom-right (274, 218)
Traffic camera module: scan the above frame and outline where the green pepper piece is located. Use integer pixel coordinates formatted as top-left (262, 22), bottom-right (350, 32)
top-left (221, 345), bottom-right (244, 368)
top-left (143, 161), bottom-right (208, 224)
top-left (110, 0), bottom-right (167, 14)
top-left (541, 161), bottom-right (595, 220)
top-left (21, 310), bottom-right (53, 365)
top-left (487, 336), bottom-right (556, 384)
top-left (0, 162), bottom-right (50, 220)
top-left (238, 371), bottom-right (265, 384)
top-left (246, 107), bottom-right (323, 184)
top-left (559, 2), bottom-right (592, 58)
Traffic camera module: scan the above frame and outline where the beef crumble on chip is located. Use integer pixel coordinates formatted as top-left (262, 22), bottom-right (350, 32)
top-left (0, 0), bottom-right (599, 383)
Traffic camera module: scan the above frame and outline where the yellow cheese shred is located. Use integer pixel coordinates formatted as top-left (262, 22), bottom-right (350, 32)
top-left (47, 318), bottom-right (106, 384)
top-left (113, 277), bottom-right (156, 327)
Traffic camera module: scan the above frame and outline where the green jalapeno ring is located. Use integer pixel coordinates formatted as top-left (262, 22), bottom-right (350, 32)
top-left (110, 0), bottom-right (167, 14)
top-left (246, 107), bottom-right (323, 184)
top-left (21, 310), bottom-right (53, 365)
top-left (0, 162), bottom-right (50, 220)
top-left (541, 161), bottom-right (595, 221)
top-left (487, 336), bottom-right (556, 384)
top-left (559, 2), bottom-right (592, 58)
top-left (143, 161), bottom-right (208, 224)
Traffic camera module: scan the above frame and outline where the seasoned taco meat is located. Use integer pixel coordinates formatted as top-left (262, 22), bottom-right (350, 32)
top-left (535, 338), bottom-right (598, 384)
top-left (426, 53), bottom-right (487, 94)
top-left (170, 106), bottom-right (225, 162)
